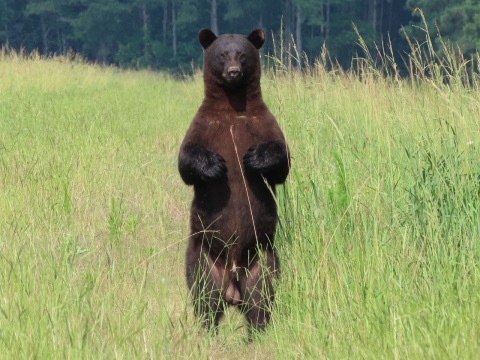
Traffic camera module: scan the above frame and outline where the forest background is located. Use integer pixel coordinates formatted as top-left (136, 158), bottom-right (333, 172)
top-left (1, 0), bottom-right (479, 72)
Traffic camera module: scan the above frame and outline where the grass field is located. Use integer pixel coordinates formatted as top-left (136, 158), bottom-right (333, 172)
top-left (1, 40), bottom-right (480, 359)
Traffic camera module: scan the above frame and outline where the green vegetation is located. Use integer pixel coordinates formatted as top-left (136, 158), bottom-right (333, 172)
top-left (1, 32), bottom-right (480, 358)
top-left (406, 0), bottom-right (480, 57)
top-left (0, 0), bottom-right (410, 70)
top-left (4, 0), bottom-right (480, 74)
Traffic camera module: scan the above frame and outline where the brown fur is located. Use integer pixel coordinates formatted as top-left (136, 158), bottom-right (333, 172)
top-left (178, 28), bottom-right (290, 336)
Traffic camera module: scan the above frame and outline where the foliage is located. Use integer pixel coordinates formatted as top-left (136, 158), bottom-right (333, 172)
top-left (406, 0), bottom-right (480, 57)
top-left (0, 0), bottom-right (412, 71)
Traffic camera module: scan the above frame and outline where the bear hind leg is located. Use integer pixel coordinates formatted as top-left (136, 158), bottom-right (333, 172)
top-left (240, 250), bottom-right (278, 339)
top-left (186, 247), bottom-right (226, 332)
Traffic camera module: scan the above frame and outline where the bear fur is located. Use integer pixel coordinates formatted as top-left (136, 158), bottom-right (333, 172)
top-left (178, 28), bottom-right (290, 336)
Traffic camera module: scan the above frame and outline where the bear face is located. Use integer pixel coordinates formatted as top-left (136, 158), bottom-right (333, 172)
top-left (198, 28), bottom-right (265, 89)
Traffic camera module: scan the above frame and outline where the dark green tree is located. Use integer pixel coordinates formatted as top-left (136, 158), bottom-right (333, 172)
top-left (25, 0), bottom-right (76, 55)
top-left (406, 0), bottom-right (480, 56)
top-left (70, 0), bottom-right (133, 63)
top-left (0, 0), bottom-right (413, 72)
top-left (0, 0), bottom-right (15, 48)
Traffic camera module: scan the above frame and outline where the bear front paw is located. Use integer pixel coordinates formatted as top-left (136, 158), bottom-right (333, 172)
top-left (243, 141), bottom-right (287, 172)
top-left (190, 146), bottom-right (227, 181)
top-left (179, 146), bottom-right (227, 184)
top-left (197, 149), bottom-right (227, 181)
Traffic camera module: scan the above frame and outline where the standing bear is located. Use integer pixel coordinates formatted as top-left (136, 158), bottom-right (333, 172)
top-left (178, 28), bottom-right (290, 336)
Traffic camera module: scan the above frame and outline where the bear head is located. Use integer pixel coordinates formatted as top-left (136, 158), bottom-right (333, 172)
top-left (198, 28), bottom-right (265, 89)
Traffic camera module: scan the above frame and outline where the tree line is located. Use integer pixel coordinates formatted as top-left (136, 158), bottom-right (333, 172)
top-left (0, 0), bottom-right (478, 72)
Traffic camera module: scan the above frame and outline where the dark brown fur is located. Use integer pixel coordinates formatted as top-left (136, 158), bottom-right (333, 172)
top-left (178, 28), bottom-right (289, 336)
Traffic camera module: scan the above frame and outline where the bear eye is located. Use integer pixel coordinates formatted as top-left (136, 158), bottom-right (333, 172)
top-left (239, 53), bottom-right (246, 60)
top-left (220, 53), bottom-right (227, 59)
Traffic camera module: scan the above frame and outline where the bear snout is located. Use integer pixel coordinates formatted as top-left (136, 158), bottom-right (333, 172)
top-left (227, 66), bottom-right (241, 78)
top-left (223, 65), bottom-right (243, 84)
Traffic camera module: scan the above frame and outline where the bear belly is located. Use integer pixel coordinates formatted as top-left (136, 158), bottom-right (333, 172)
top-left (191, 180), bottom-right (276, 244)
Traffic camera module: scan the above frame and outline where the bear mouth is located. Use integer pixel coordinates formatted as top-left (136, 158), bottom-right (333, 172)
top-left (225, 76), bottom-right (242, 84)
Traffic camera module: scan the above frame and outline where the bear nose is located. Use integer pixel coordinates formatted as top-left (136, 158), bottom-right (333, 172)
top-left (228, 66), bottom-right (241, 78)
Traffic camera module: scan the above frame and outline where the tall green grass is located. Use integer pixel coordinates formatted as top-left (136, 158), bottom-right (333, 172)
top-left (1, 26), bottom-right (480, 359)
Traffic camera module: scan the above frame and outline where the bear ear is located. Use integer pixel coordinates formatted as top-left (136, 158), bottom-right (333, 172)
top-left (198, 28), bottom-right (217, 49)
top-left (247, 29), bottom-right (265, 49)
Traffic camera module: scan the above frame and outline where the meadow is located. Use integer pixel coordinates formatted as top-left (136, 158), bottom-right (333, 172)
top-left (0, 37), bottom-right (480, 359)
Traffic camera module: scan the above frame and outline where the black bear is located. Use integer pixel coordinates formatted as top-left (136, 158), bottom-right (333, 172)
top-left (178, 28), bottom-right (290, 337)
